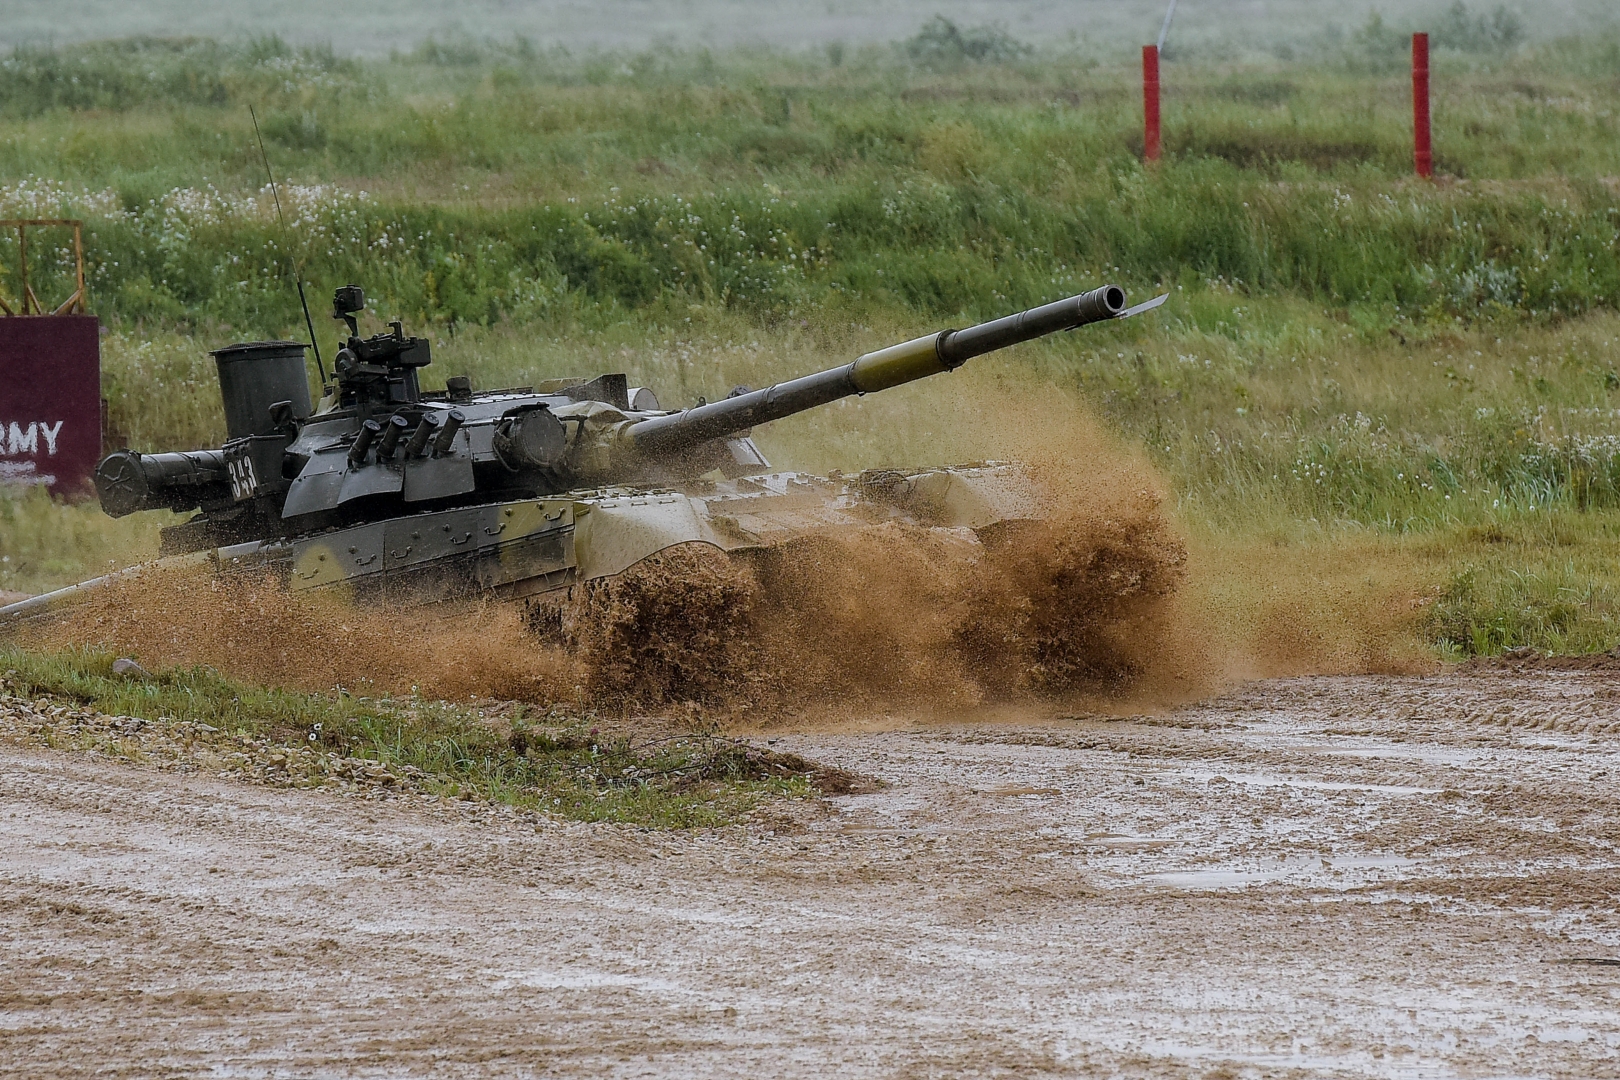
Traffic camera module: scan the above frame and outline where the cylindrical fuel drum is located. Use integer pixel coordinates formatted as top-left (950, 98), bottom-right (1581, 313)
top-left (211, 341), bottom-right (312, 441)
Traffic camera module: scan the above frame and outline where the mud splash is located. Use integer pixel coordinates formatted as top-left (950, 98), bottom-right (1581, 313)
top-left (530, 488), bottom-right (1191, 711)
top-left (19, 565), bottom-right (582, 703)
top-left (18, 493), bottom-right (1191, 715)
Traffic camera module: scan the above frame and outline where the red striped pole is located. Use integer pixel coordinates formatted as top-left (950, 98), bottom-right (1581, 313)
top-left (1412, 32), bottom-right (1433, 179)
top-left (1143, 44), bottom-right (1161, 163)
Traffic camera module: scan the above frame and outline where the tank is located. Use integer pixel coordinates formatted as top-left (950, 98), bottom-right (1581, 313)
top-left (2, 282), bottom-right (1165, 619)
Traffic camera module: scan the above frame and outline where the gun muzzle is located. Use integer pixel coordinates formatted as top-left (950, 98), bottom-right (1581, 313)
top-left (850, 285), bottom-right (1125, 393)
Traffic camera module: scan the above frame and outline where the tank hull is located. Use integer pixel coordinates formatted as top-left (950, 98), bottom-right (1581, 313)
top-left (0, 463), bottom-right (1042, 622)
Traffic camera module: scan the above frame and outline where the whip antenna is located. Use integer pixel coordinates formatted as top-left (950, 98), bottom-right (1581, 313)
top-left (1157, 0), bottom-right (1178, 50)
top-left (249, 105), bottom-right (327, 386)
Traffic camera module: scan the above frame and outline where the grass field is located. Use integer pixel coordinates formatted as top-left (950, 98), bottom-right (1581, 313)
top-left (4, 20), bottom-right (1620, 662)
top-left (0, 646), bottom-right (815, 824)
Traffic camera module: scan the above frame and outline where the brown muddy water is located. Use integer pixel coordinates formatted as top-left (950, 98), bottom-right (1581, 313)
top-left (3, 669), bottom-right (1618, 1077)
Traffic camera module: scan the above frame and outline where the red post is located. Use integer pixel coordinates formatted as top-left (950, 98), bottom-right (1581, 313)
top-left (1142, 44), bottom-right (1161, 163)
top-left (1412, 32), bottom-right (1433, 179)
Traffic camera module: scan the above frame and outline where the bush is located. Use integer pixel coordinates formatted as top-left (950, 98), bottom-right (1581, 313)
top-left (903, 17), bottom-right (1031, 70)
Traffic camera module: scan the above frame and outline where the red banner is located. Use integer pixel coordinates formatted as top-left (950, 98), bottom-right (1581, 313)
top-left (0, 315), bottom-right (101, 497)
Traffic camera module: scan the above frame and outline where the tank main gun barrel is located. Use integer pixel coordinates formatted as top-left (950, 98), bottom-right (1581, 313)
top-left (627, 285), bottom-right (1128, 459)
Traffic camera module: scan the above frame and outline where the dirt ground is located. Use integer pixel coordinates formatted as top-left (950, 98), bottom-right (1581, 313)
top-left (3, 670), bottom-right (1619, 1078)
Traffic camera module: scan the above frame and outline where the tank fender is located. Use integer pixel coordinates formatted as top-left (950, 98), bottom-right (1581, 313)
top-left (289, 500), bottom-right (577, 593)
top-left (572, 493), bottom-right (754, 582)
top-left (894, 464), bottom-right (1044, 528)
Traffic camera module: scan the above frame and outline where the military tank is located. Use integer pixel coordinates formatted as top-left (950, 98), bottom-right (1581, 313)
top-left (0, 282), bottom-right (1163, 620)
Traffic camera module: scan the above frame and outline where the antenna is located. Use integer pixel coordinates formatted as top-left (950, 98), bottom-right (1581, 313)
top-left (249, 105), bottom-right (327, 386)
top-left (1157, 0), bottom-right (1178, 51)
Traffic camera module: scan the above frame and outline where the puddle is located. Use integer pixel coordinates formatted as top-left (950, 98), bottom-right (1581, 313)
top-left (1176, 768), bottom-right (1441, 796)
top-left (1145, 854), bottom-right (1418, 891)
top-left (493, 969), bottom-right (687, 993)
top-left (1311, 745), bottom-right (1482, 766)
top-left (1079, 834), bottom-right (1175, 851)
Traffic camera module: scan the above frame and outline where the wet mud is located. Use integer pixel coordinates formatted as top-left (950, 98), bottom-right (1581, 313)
top-left (4, 670), bottom-right (1618, 1078)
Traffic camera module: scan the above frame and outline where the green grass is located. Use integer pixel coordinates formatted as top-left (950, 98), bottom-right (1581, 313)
top-left (0, 646), bottom-right (814, 825)
top-left (7, 34), bottom-right (1620, 337)
top-left (7, 32), bottom-right (1620, 657)
top-left (1422, 513), bottom-right (1620, 657)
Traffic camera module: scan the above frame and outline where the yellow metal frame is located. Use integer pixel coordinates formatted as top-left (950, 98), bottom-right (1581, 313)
top-left (0, 218), bottom-right (86, 316)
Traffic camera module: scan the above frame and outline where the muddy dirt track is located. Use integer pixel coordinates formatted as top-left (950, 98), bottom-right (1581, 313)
top-left (4, 671), bottom-right (1620, 1078)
